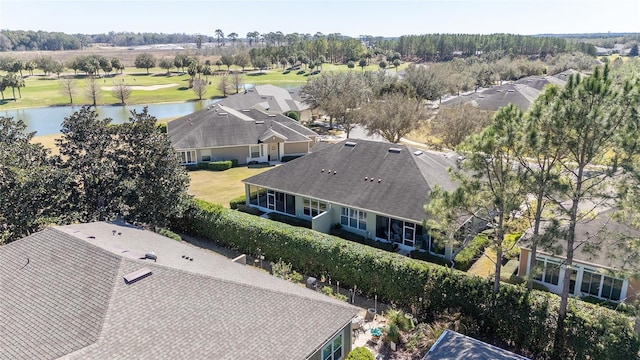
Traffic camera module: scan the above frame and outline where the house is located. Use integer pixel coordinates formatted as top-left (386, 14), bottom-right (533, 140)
top-left (218, 84), bottom-right (313, 122)
top-left (422, 330), bottom-right (530, 360)
top-left (168, 104), bottom-right (319, 165)
top-left (0, 221), bottom-right (358, 360)
top-left (441, 70), bottom-right (578, 112)
top-left (518, 209), bottom-right (640, 303)
top-left (242, 139), bottom-right (461, 259)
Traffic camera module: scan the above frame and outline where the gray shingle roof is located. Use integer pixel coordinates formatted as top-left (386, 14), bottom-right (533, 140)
top-left (218, 84), bottom-right (309, 114)
top-left (168, 104), bottom-right (317, 150)
top-left (2, 222), bottom-right (358, 360)
top-left (441, 71), bottom-right (577, 112)
top-left (423, 330), bottom-right (530, 360)
top-left (243, 140), bottom-right (459, 223)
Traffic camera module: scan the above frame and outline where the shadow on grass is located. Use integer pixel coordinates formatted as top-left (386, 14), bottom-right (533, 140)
top-left (296, 70), bottom-right (306, 75)
top-left (177, 86), bottom-right (190, 91)
top-left (0, 99), bottom-right (13, 106)
top-left (246, 72), bottom-right (267, 77)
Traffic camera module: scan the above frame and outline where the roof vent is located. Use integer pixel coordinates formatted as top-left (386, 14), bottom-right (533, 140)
top-left (378, 179), bottom-right (382, 183)
top-left (268, 114), bottom-right (276, 117)
top-left (413, 150), bottom-right (423, 156)
top-left (365, 177), bottom-right (368, 181)
top-left (345, 141), bottom-right (357, 147)
top-left (255, 120), bottom-right (265, 124)
top-left (507, 89), bottom-right (515, 93)
top-left (321, 168), bottom-right (325, 172)
top-left (242, 109), bottom-right (251, 112)
top-left (218, 112), bottom-right (228, 116)
top-left (144, 252), bottom-right (157, 262)
top-left (388, 147), bottom-right (402, 153)
top-left (123, 267), bottom-right (152, 284)
top-left (261, 96), bottom-right (267, 99)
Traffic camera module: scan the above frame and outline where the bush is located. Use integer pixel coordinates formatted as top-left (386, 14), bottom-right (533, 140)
top-left (503, 232), bottom-right (522, 260)
top-left (346, 347), bottom-right (373, 360)
top-left (267, 212), bottom-right (312, 228)
top-left (229, 195), bottom-right (246, 210)
top-left (197, 160), bottom-right (233, 171)
top-left (169, 199), bottom-right (640, 359)
top-left (157, 227), bottom-right (181, 241)
top-left (286, 111), bottom-right (299, 121)
top-left (410, 250), bottom-right (449, 266)
top-left (281, 155), bottom-right (304, 162)
top-left (453, 233), bottom-right (488, 271)
top-left (156, 122), bottom-right (167, 133)
top-left (236, 204), bottom-right (263, 216)
top-left (329, 226), bottom-right (394, 252)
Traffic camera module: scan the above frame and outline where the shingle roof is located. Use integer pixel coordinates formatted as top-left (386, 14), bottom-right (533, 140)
top-left (243, 139), bottom-right (459, 223)
top-left (441, 71), bottom-right (578, 112)
top-left (167, 104), bottom-right (317, 150)
top-left (218, 84), bottom-right (310, 114)
top-left (423, 330), bottom-right (530, 360)
top-left (1, 222), bottom-right (358, 360)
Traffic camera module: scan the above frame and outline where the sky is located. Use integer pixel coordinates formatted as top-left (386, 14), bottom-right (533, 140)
top-left (0, 0), bottom-right (638, 38)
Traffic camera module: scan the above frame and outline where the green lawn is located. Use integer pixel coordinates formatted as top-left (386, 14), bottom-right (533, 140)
top-left (1, 61), bottom-right (412, 110)
top-left (188, 167), bottom-right (274, 207)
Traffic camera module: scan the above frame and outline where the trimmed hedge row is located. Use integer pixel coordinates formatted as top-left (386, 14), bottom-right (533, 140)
top-left (229, 195), bottom-right (246, 210)
top-left (197, 160), bottom-right (234, 171)
top-left (170, 199), bottom-right (640, 359)
top-left (329, 226), bottom-right (394, 252)
top-left (453, 233), bottom-right (489, 271)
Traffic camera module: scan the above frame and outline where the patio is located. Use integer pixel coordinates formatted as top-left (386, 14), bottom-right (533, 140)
top-left (352, 309), bottom-right (390, 359)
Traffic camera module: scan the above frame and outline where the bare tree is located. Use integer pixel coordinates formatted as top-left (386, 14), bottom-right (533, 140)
top-left (430, 104), bottom-right (493, 149)
top-left (217, 76), bottom-right (231, 97)
top-left (58, 77), bottom-right (76, 104)
top-left (111, 83), bottom-right (132, 105)
top-left (231, 72), bottom-right (243, 94)
top-left (84, 77), bottom-right (101, 106)
top-left (360, 92), bottom-right (425, 143)
top-left (191, 79), bottom-right (207, 100)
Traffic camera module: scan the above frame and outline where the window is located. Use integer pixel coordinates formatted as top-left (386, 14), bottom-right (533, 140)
top-left (303, 197), bottom-right (327, 217)
top-left (341, 207), bottom-right (366, 231)
top-left (250, 145), bottom-right (261, 158)
top-left (322, 333), bottom-right (343, 360)
top-left (533, 258), bottom-right (560, 286)
top-left (581, 269), bottom-right (623, 301)
top-left (178, 150), bottom-right (196, 164)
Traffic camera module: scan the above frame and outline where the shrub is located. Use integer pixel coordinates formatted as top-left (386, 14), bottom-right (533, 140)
top-left (157, 227), bottom-right (181, 241)
top-left (236, 204), bottom-right (263, 216)
top-left (169, 199), bottom-right (640, 359)
top-left (197, 160), bottom-right (233, 171)
top-left (410, 250), bottom-right (449, 266)
top-left (453, 233), bottom-right (488, 271)
top-left (290, 271), bottom-right (303, 283)
top-left (229, 195), bottom-right (246, 210)
top-left (267, 212), bottom-right (312, 228)
top-left (321, 286), bottom-right (334, 296)
top-left (272, 259), bottom-right (293, 279)
top-left (329, 226), bottom-right (394, 252)
top-left (286, 111), bottom-right (299, 121)
top-left (503, 232), bottom-right (522, 260)
top-left (385, 323), bottom-right (401, 344)
top-left (281, 155), bottom-right (304, 162)
top-left (156, 122), bottom-right (167, 133)
top-left (346, 347), bottom-right (374, 360)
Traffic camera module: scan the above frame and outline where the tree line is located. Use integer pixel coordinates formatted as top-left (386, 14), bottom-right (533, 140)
top-left (0, 107), bottom-right (190, 244)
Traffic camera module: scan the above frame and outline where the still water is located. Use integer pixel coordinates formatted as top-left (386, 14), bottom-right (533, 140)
top-left (1, 82), bottom-right (304, 136)
top-left (1, 100), bottom-right (221, 136)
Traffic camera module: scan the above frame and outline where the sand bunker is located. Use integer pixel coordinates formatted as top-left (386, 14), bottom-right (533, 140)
top-left (101, 83), bottom-right (178, 91)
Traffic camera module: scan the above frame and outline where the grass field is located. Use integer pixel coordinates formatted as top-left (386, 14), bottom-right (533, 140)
top-left (188, 167), bottom-right (273, 207)
top-left (0, 61), bottom-right (411, 110)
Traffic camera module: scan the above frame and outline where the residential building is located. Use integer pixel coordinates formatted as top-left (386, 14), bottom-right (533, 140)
top-left (422, 330), bottom-right (530, 360)
top-left (0, 221), bottom-right (358, 360)
top-left (242, 139), bottom-right (461, 259)
top-left (218, 84), bottom-right (312, 122)
top-left (518, 209), bottom-right (640, 303)
top-left (168, 104), bottom-right (319, 165)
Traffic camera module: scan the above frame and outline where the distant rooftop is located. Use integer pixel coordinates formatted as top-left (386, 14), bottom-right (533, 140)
top-left (423, 330), bottom-right (530, 360)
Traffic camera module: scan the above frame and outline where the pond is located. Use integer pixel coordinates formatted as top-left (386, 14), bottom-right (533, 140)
top-left (0, 82), bottom-right (305, 136)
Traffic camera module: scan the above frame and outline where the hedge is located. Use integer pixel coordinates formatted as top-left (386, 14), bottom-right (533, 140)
top-left (281, 155), bottom-right (304, 162)
top-left (453, 233), bottom-right (488, 271)
top-left (267, 212), bottom-right (312, 228)
top-left (329, 226), bottom-right (394, 252)
top-left (197, 160), bottom-right (233, 171)
top-left (229, 195), bottom-right (246, 210)
top-left (170, 199), bottom-right (640, 359)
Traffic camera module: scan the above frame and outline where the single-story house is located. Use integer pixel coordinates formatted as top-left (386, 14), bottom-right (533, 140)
top-left (0, 221), bottom-right (358, 360)
top-left (218, 84), bottom-right (312, 122)
top-left (422, 330), bottom-right (530, 359)
top-left (242, 139), bottom-right (461, 259)
top-left (518, 209), bottom-right (640, 303)
top-left (168, 104), bottom-right (319, 165)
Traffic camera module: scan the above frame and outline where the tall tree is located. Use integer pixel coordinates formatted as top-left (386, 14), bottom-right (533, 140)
top-left (430, 104), bottom-right (493, 149)
top-left (217, 76), bottom-right (231, 97)
top-left (231, 72), bottom-right (243, 94)
top-left (158, 58), bottom-right (173, 74)
top-left (228, 32), bottom-right (238, 43)
top-left (541, 66), bottom-right (640, 351)
top-left (215, 29), bottom-right (225, 47)
top-left (134, 52), bottom-right (156, 74)
top-left (58, 77), bottom-right (76, 104)
top-left (0, 117), bottom-right (72, 244)
top-left (427, 104), bottom-right (528, 294)
top-left (220, 54), bottom-right (234, 72)
top-left (234, 53), bottom-right (250, 72)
